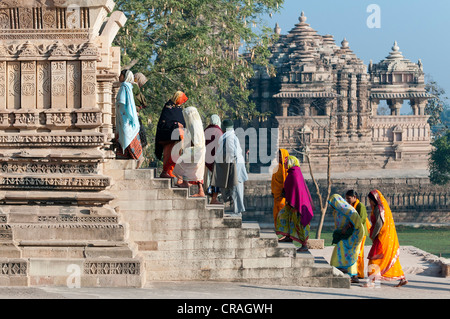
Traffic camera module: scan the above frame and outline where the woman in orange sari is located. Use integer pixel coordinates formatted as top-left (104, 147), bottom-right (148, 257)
top-left (365, 189), bottom-right (408, 287)
top-left (271, 149), bottom-right (289, 230)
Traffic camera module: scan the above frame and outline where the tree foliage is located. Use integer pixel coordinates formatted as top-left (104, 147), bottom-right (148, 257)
top-left (425, 76), bottom-right (449, 137)
top-left (112, 0), bottom-right (283, 164)
top-left (429, 130), bottom-right (450, 185)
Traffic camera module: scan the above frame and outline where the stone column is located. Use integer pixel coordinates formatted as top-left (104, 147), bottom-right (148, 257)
top-left (280, 99), bottom-right (289, 117)
top-left (389, 99), bottom-right (402, 116)
top-left (302, 100), bottom-right (311, 116)
top-left (370, 99), bottom-right (379, 116)
top-left (410, 99), bottom-right (418, 115)
top-left (418, 99), bottom-right (427, 115)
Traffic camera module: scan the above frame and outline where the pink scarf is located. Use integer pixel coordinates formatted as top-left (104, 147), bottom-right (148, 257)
top-left (284, 166), bottom-right (314, 227)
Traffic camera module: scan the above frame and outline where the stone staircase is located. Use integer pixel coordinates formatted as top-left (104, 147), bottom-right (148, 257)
top-left (105, 160), bottom-right (350, 288)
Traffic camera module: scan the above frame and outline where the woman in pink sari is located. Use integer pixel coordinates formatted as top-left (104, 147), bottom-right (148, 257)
top-left (275, 156), bottom-right (314, 252)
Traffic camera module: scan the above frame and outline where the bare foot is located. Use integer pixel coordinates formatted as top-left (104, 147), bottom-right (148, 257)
top-left (191, 193), bottom-right (205, 197)
top-left (395, 279), bottom-right (408, 287)
top-left (210, 199), bottom-right (221, 205)
top-left (296, 245), bottom-right (309, 252)
top-left (177, 181), bottom-right (189, 188)
top-left (160, 171), bottom-right (172, 178)
top-left (136, 157), bottom-right (145, 169)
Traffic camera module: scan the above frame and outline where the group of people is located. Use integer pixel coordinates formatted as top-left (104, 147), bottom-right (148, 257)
top-left (115, 70), bottom-right (248, 216)
top-left (271, 148), bottom-right (408, 287)
top-left (116, 70), bottom-right (408, 287)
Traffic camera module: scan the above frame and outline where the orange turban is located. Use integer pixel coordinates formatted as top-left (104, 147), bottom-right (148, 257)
top-left (171, 91), bottom-right (188, 106)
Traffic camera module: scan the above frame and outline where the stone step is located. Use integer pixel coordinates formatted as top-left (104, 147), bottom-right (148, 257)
top-left (123, 168), bottom-right (156, 180)
top-left (144, 253), bottom-right (318, 273)
top-left (145, 264), bottom-right (337, 282)
top-left (115, 187), bottom-right (189, 202)
top-left (140, 243), bottom-right (305, 261)
top-left (115, 195), bottom-right (207, 211)
top-left (142, 236), bottom-right (289, 251)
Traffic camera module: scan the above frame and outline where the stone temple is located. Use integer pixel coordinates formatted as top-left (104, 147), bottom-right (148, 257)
top-left (249, 12), bottom-right (433, 172)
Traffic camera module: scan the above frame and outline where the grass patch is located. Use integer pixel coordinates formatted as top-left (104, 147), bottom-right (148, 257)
top-left (314, 226), bottom-right (450, 259)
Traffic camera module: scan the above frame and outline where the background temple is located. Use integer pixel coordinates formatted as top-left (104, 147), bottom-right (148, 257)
top-left (249, 12), bottom-right (433, 172)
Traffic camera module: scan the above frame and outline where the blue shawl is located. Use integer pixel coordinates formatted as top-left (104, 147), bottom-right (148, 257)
top-left (116, 82), bottom-right (140, 152)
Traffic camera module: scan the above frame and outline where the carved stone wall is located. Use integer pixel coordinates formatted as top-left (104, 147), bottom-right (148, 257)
top-left (0, 1), bottom-right (141, 287)
top-left (0, 0), bottom-right (126, 200)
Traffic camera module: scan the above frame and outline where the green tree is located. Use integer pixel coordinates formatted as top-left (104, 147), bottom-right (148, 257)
top-left (429, 130), bottom-right (450, 185)
top-left (425, 76), bottom-right (449, 137)
top-left (112, 0), bottom-right (282, 165)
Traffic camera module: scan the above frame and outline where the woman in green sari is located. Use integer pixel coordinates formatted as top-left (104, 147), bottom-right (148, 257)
top-left (328, 194), bottom-right (364, 282)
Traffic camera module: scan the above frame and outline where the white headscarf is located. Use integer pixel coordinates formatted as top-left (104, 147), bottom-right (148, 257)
top-left (210, 114), bottom-right (221, 127)
top-left (123, 70), bottom-right (134, 83)
top-left (183, 106), bottom-right (205, 148)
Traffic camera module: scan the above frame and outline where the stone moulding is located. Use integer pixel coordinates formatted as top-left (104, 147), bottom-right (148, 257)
top-left (1, 191), bottom-right (115, 206)
top-left (0, 109), bottom-right (103, 130)
top-left (0, 175), bottom-right (110, 191)
top-left (0, 161), bottom-right (98, 174)
top-left (0, 133), bottom-right (106, 147)
top-left (84, 261), bottom-right (140, 276)
top-left (0, 260), bottom-right (27, 276)
top-left (0, 41), bottom-right (98, 60)
top-left (37, 215), bottom-right (118, 223)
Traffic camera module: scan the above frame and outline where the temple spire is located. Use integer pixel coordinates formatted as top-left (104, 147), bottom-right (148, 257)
top-left (274, 23), bottom-right (281, 35)
top-left (299, 11), bottom-right (307, 23)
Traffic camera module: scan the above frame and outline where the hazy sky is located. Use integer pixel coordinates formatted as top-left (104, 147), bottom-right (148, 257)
top-left (264, 0), bottom-right (450, 100)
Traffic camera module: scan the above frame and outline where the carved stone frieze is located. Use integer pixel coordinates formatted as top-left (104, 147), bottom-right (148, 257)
top-left (37, 215), bottom-right (118, 223)
top-left (0, 133), bottom-right (106, 147)
top-left (84, 262), bottom-right (140, 275)
top-left (75, 108), bottom-right (102, 129)
top-left (0, 261), bottom-right (27, 276)
top-left (0, 41), bottom-right (99, 59)
top-left (0, 175), bottom-right (110, 190)
top-left (0, 161), bottom-right (97, 174)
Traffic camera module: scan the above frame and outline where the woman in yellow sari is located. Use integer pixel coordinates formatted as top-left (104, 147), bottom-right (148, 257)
top-left (366, 190), bottom-right (408, 287)
top-left (328, 194), bottom-right (364, 281)
top-left (271, 149), bottom-right (290, 230)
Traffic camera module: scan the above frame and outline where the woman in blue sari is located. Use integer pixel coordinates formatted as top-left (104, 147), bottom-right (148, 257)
top-left (328, 194), bottom-right (364, 283)
top-left (115, 69), bottom-right (144, 168)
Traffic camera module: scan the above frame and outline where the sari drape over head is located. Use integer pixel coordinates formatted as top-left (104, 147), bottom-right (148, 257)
top-left (329, 194), bottom-right (364, 276)
top-left (173, 106), bottom-right (206, 182)
top-left (275, 156), bottom-right (312, 247)
top-left (367, 189), bottom-right (405, 281)
top-left (116, 70), bottom-right (140, 153)
top-left (284, 156), bottom-right (314, 227)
